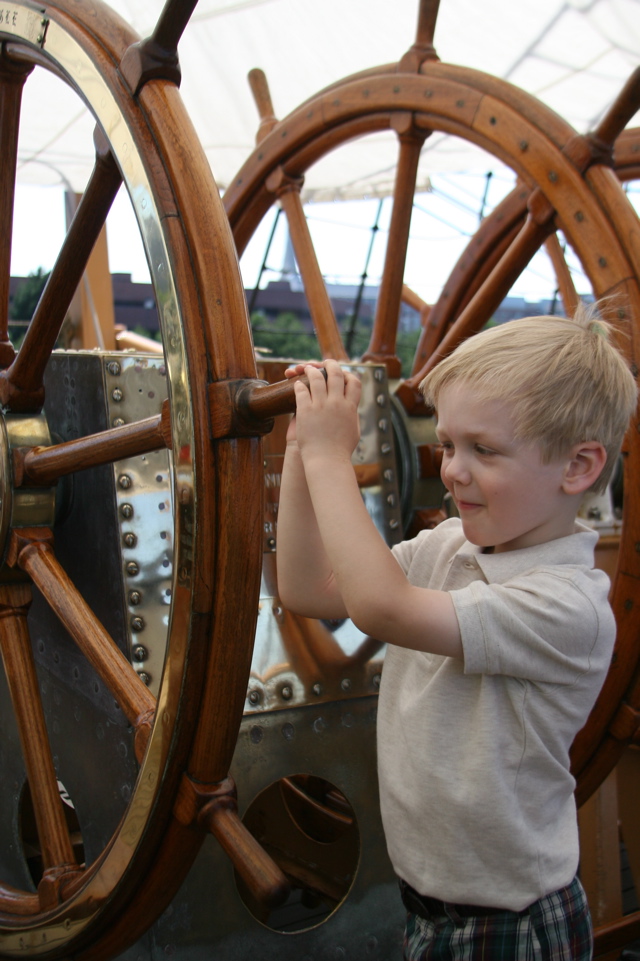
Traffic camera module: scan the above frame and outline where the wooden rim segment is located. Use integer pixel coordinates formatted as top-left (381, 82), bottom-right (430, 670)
top-left (0, 0), bottom-right (268, 956)
top-left (224, 57), bottom-right (640, 804)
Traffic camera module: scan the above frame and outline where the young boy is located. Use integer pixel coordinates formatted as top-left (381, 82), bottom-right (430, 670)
top-left (276, 304), bottom-right (638, 961)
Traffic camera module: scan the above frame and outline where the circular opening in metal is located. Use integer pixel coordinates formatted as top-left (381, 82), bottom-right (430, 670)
top-left (236, 774), bottom-right (360, 932)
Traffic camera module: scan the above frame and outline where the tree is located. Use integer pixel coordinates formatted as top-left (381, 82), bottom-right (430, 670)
top-left (251, 311), bottom-right (322, 362)
top-left (9, 268), bottom-right (50, 349)
top-left (10, 267), bottom-right (49, 321)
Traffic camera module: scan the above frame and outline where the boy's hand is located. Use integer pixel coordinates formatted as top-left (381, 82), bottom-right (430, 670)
top-left (293, 360), bottom-right (361, 463)
top-left (284, 363), bottom-right (325, 445)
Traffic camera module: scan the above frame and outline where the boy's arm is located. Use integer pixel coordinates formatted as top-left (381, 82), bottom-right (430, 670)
top-left (276, 416), bottom-right (349, 620)
top-left (295, 362), bottom-right (462, 658)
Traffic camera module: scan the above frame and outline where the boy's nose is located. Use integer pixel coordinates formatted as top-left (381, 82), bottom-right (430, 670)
top-left (442, 452), bottom-right (471, 486)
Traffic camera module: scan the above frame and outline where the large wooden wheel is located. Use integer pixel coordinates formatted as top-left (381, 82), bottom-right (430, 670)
top-left (0, 1), bottom-right (291, 958)
top-left (223, 5), bottom-right (640, 809)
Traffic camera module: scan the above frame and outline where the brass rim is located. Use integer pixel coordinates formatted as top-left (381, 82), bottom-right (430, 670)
top-left (0, 0), bottom-right (260, 954)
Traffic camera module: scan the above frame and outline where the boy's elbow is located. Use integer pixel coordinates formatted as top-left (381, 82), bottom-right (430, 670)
top-left (347, 596), bottom-right (394, 643)
top-left (276, 576), bottom-right (299, 614)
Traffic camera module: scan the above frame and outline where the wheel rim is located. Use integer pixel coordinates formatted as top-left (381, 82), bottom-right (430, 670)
top-left (0, 0), bottom-right (262, 956)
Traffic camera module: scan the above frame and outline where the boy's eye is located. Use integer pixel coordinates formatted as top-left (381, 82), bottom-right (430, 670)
top-left (474, 444), bottom-right (495, 456)
top-left (437, 441), bottom-right (453, 454)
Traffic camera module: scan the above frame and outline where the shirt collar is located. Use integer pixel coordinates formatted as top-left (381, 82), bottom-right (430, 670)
top-left (460, 521), bottom-right (599, 584)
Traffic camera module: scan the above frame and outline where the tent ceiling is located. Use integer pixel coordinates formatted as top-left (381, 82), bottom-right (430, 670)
top-left (14, 0), bottom-right (640, 199)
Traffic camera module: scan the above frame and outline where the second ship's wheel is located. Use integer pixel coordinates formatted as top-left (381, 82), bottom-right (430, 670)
top-left (0, 1), bottom-right (289, 958)
top-left (223, 5), bottom-right (640, 807)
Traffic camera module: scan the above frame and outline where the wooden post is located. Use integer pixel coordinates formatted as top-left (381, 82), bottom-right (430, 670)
top-left (578, 769), bottom-right (623, 961)
top-left (617, 747), bottom-right (640, 907)
top-left (65, 191), bottom-right (116, 350)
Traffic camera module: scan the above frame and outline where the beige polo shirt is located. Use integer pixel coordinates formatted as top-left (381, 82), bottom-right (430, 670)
top-left (378, 518), bottom-right (615, 910)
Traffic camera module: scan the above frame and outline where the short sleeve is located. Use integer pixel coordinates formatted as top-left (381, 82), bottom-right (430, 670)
top-left (452, 568), bottom-right (615, 684)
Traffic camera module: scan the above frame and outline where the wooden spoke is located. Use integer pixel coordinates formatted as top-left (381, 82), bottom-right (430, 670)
top-left (174, 775), bottom-right (289, 910)
top-left (544, 234), bottom-right (580, 317)
top-left (0, 130), bottom-right (122, 413)
top-left (403, 206), bottom-right (555, 390)
top-left (275, 181), bottom-right (349, 361)
top-left (410, 186), bottom-right (528, 376)
top-left (0, 584), bottom-right (78, 878)
top-left (250, 70), bottom-right (348, 362)
top-left (591, 66), bottom-right (640, 152)
top-left (0, 52), bottom-right (32, 370)
top-left (7, 530), bottom-right (155, 741)
top-left (362, 121), bottom-right (428, 376)
top-left (120, 0), bottom-right (200, 94)
top-left (16, 401), bottom-right (171, 487)
top-left (398, 0), bottom-right (441, 71)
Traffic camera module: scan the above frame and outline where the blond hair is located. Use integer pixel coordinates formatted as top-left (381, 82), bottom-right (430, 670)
top-left (420, 302), bottom-right (638, 493)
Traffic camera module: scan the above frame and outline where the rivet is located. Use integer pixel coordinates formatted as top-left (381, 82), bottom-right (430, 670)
top-left (126, 561), bottom-right (140, 576)
top-left (520, 141), bottom-right (529, 151)
top-left (118, 474), bottom-right (132, 489)
top-left (489, 116), bottom-right (497, 125)
top-left (248, 690), bottom-right (261, 705)
top-left (282, 722), bottom-right (295, 740)
top-left (123, 532), bottom-right (137, 548)
top-left (107, 361), bottom-right (121, 376)
top-left (389, 519), bottom-right (400, 530)
top-left (131, 616), bottom-right (145, 632)
top-left (112, 417), bottom-right (125, 428)
top-left (138, 671), bottom-right (152, 686)
top-left (575, 210), bottom-right (584, 222)
top-left (250, 725), bottom-right (263, 744)
top-left (376, 393), bottom-right (386, 406)
top-left (133, 645), bottom-right (147, 662)
top-left (312, 682), bottom-right (323, 696)
top-left (281, 684), bottom-right (293, 700)
top-left (374, 368), bottom-right (385, 381)
top-left (129, 590), bottom-right (142, 605)
top-left (387, 493), bottom-right (397, 506)
top-left (120, 503), bottom-right (134, 519)
top-left (383, 468), bottom-right (394, 482)
top-left (378, 418), bottom-right (388, 431)
top-left (112, 388), bottom-right (123, 402)
top-left (340, 678), bottom-right (352, 692)
top-left (599, 256), bottom-right (607, 267)
top-left (381, 442), bottom-right (392, 454)
top-left (373, 673), bottom-right (381, 689)
top-left (548, 171), bottom-right (558, 183)
top-left (267, 537), bottom-right (276, 551)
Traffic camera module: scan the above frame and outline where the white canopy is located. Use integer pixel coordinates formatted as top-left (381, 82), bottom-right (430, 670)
top-left (15, 0), bottom-right (640, 198)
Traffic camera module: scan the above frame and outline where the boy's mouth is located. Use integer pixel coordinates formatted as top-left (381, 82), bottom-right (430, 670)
top-left (456, 499), bottom-right (483, 511)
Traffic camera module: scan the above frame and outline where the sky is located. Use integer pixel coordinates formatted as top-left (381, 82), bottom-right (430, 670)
top-left (11, 173), bottom-right (640, 310)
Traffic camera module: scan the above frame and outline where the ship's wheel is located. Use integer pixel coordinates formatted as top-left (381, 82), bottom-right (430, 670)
top-left (0, 1), bottom-right (290, 958)
top-left (1, 0), bottom-right (639, 957)
top-left (223, 7), bottom-right (640, 808)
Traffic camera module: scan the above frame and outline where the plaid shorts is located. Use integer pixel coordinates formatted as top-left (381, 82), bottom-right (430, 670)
top-left (402, 875), bottom-right (593, 961)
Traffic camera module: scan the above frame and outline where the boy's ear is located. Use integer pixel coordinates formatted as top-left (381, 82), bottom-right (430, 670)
top-left (562, 442), bottom-right (607, 494)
